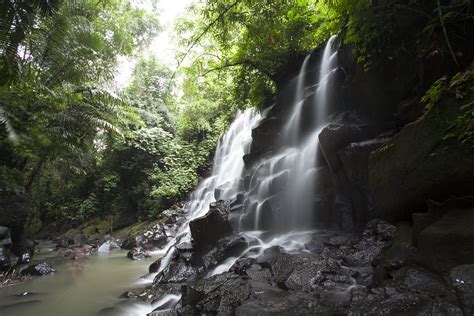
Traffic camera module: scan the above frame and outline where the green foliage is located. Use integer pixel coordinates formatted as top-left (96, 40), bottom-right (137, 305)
top-left (422, 65), bottom-right (474, 152)
top-left (0, 0), bottom-right (159, 231)
top-left (175, 0), bottom-right (332, 108)
top-left (421, 76), bottom-right (448, 110)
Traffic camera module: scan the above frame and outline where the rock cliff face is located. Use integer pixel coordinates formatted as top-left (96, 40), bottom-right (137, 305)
top-left (245, 48), bottom-right (474, 230)
top-left (132, 37), bottom-right (474, 315)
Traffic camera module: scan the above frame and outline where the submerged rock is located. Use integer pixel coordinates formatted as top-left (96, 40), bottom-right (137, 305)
top-left (21, 262), bottom-right (55, 276)
top-left (127, 247), bottom-right (151, 260)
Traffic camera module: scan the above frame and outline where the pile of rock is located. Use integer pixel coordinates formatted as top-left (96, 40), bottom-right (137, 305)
top-left (124, 206), bottom-right (474, 315)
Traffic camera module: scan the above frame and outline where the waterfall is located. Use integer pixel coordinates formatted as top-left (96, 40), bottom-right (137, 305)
top-left (316, 34), bottom-right (337, 125)
top-left (209, 36), bottom-right (338, 275)
top-left (154, 36), bottom-right (338, 280)
top-left (282, 54), bottom-right (311, 145)
top-left (152, 109), bottom-right (260, 272)
top-left (238, 36), bottom-right (338, 234)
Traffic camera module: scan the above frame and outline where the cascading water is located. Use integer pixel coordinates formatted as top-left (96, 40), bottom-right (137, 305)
top-left (150, 109), bottom-right (260, 275)
top-left (316, 35), bottom-right (337, 125)
top-left (209, 35), bottom-right (339, 275)
top-left (239, 35), bottom-right (338, 233)
top-left (152, 35), bottom-right (338, 295)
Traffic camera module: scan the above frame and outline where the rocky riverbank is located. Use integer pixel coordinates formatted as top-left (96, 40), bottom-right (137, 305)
top-left (118, 199), bottom-right (473, 315)
top-left (116, 43), bottom-right (474, 315)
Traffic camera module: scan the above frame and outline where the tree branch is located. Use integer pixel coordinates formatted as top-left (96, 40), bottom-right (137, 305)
top-left (167, 0), bottom-right (242, 89)
top-left (437, 0), bottom-right (459, 68)
top-left (200, 59), bottom-right (276, 82)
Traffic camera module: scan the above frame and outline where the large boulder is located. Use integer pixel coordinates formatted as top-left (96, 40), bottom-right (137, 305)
top-left (318, 122), bottom-right (368, 228)
top-left (189, 200), bottom-right (233, 253)
top-left (368, 80), bottom-right (474, 221)
top-left (339, 137), bottom-right (391, 224)
top-left (417, 207), bottom-right (474, 272)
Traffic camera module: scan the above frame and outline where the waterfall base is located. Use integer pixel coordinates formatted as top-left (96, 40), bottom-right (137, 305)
top-left (128, 212), bottom-right (465, 315)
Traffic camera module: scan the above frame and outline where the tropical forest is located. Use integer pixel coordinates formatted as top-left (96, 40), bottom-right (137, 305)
top-left (0, 0), bottom-right (473, 315)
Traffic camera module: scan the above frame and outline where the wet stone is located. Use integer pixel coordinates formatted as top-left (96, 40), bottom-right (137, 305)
top-left (450, 264), bottom-right (474, 315)
top-left (21, 262), bottom-right (55, 276)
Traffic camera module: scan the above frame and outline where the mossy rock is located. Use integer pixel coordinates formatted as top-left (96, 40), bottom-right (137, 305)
top-left (368, 66), bottom-right (474, 221)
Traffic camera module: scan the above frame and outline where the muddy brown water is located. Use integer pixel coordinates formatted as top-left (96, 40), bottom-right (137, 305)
top-left (0, 242), bottom-right (159, 316)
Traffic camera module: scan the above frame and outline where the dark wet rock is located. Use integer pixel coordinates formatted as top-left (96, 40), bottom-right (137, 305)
top-left (285, 254), bottom-right (343, 292)
top-left (120, 291), bottom-right (139, 299)
top-left (10, 242), bottom-right (34, 265)
top-left (155, 257), bottom-right (200, 284)
top-left (412, 212), bottom-right (439, 244)
top-left (150, 234), bottom-right (168, 249)
top-left (189, 200), bottom-right (232, 253)
top-left (417, 208), bottom-right (474, 272)
top-left (244, 264), bottom-right (273, 284)
top-left (394, 96), bottom-right (424, 127)
top-left (391, 267), bottom-right (452, 297)
top-left (0, 226), bottom-right (12, 247)
top-left (351, 287), bottom-right (425, 315)
top-left (230, 257), bottom-right (256, 275)
top-left (175, 241), bottom-right (193, 253)
top-left (21, 262), bottom-right (55, 276)
top-left (230, 193), bottom-right (245, 209)
top-left (0, 246), bottom-right (11, 271)
top-left (311, 166), bottom-right (336, 224)
top-left (121, 236), bottom-right (140, 250)
top-left (368, 86), bottom-right (474, 221)
top-left (363, 219), bottom-right (396, 241)
top-left (248, 117), bottom-right (283, 158)
top-left (201, 235), bottom-right (248, 269)
top-left (148, 308), bottom-right (178, 316)
top-left (256, 246), bottom-right (294, 284)
top-left (450, 264), bottom-right (474, 315)
top-left (339, 137), bottom-right (390, 224)
top-left (418, 302), bottom-right (463, 316)
top-left (342, 220), bottom-right (395, 267)
top-left (181, 272), bottom-right (251, 314)
top-left (149, 258), bottom-right (161, 273)
top-left (319, 123), bottom-right (366, 176)
top-left (142, 283), bottom-right (182, 303)
top-left (127, 247), bottom-right (151, 260)
top-left (55, 237), bottom-right (74, 249)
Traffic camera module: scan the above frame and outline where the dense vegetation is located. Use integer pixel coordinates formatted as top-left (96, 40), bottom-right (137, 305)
top-left (0, 0), bottom-right (472, 237)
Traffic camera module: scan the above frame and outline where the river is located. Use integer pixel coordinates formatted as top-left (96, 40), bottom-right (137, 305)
top-left (0, 242), bottom-right (158, 316)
